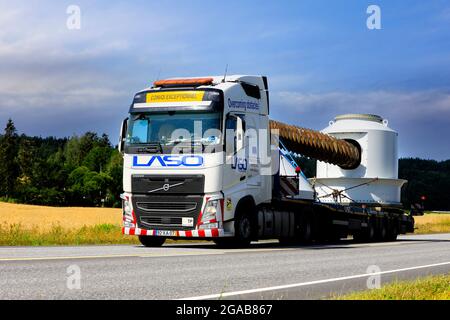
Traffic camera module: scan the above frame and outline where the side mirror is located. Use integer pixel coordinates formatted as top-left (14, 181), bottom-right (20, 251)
top-left (236, 116), bottom-right (244, 152)
top-left (118, 117), bottom-right (128, 153)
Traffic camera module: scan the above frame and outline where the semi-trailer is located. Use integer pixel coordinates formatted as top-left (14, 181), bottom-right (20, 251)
top-left (118, 75), bottom-right (419, 247)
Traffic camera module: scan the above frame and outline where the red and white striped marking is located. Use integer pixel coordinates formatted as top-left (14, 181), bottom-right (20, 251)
top-left (122, 227), bottom-right (225, 238)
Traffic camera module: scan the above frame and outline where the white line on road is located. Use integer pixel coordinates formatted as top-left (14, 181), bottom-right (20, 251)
top-left (179, 261), bottom-right (450, 300)
top-left (0, 248), bottom-right (294, 262)
top-left (0, 251), bottom-right (223, 261)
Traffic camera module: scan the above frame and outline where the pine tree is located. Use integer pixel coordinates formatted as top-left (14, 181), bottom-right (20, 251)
top-left (0, 119), bottom-right (19, 198)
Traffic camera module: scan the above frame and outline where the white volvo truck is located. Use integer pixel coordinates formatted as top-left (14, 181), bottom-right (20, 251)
top-left (119, 75), bottom-right (419, 247)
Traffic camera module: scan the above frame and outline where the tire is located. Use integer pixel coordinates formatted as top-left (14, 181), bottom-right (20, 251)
top-left (233, 212), bottom-right (252, 247)
top-left (354, 219), bottom-right (375, 243)
top-left (366, 219), bottom-right (376, 242)
top-left (216, 201), bottom-right (255, 248)
top-left (138, 236), bottom-right (166, 247)
top-left (376, 219), bottom-right (388, 242)
top-left (298, 215), bottom-right (313, 243)
top-left (352, 232), bottom-right (363, 242)
top-left (386, 221), bottom-right (398, 241)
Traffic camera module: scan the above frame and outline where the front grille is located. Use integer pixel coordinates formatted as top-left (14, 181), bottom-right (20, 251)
top-left (136, 202), bottom-right (197, 213)
top-left (140, 216), bottom-right (184, 228)
top-left (131, 174), bottom-right (204, 194)
top-left (132, 194), bottom-right (203, 230)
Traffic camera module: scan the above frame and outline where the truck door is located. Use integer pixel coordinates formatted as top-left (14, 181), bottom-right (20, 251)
top-left (223, 114), bottom-right (247, 191)
top-left (245, 114), bottom-right (262, 188)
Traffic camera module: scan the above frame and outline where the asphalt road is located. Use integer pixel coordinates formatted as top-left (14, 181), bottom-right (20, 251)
top-left (0, 233), bottom-right (449, 300)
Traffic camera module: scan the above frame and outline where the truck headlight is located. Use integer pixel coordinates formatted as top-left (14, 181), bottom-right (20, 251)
top-left (200, 198), bottom-right (223, 228)
top-left (124, 200), bottom-right (132, 216)
top-left (122, 196), bottom-right (136, 228)
top-left (204, 200), bottom-right (219, 221)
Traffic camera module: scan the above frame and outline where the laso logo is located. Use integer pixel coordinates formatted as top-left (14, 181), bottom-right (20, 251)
top-left (133, 155), bottom-right (204, 167)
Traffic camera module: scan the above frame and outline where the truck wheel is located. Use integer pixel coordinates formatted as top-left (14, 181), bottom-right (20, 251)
top-left (138, 236), bottom-right (166, 247)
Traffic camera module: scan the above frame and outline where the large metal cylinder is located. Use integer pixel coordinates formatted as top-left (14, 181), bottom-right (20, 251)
top-left (269, 120), bottom-right (360, 169)
top-left (314, 114), bottom-right (406, 205)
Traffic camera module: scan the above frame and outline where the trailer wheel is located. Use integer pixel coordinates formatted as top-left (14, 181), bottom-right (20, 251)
top-left (138, 236), bottom-right (166, 247)
top-left (354, 219), bottom-right (375, 242)
top-left (366, 219), bottom-right (376, 242)
top-left (386, 220), bottom-right (398, 241)
top-left (298, 215), bottom-right (313, 243)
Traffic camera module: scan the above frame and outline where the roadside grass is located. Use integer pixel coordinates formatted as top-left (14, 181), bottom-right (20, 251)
top-left (414, 213), bottom-right (450, 234)
top-left (0, 223), bottom-right (139, 246)
top-left (336, 274), bottom-right (450, 300)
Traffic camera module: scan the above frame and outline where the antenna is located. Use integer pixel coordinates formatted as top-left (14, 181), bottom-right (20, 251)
top-left (222, 64), bottom-right (228, 83)
top-left (156, 68), bottom-right (162, 81)
top-left (152, 68), bottom-right (162, 87)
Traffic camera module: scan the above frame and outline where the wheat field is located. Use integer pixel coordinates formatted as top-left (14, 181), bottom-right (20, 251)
top-left (0, 202), bottom-right (133, 245)
top-left (414, 212), bottom-right (450, 234)
top-left (0, 202), bottom-right (122, 231)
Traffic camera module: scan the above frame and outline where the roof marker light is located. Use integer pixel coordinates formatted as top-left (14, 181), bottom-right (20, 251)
top-left (153, 78), bottom-right (214, 87)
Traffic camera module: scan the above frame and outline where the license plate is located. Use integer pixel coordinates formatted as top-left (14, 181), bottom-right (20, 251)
top-left (182, 217), bottom-right (194, 227)
top-left (156, 230), bottom-right (176, 237)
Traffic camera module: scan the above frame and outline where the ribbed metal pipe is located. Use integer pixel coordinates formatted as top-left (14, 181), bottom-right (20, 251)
top-left (269, 120), bottom-right (360, 169)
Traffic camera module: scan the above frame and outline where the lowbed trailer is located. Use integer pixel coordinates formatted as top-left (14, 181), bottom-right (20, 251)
top-left (118, 75), bottom-right (419, 247)
top-left (256, 200), bottom-right (414, 244)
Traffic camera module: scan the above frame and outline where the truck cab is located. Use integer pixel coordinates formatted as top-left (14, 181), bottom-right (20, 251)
top-left (119, 75), bottom-right (273, 246)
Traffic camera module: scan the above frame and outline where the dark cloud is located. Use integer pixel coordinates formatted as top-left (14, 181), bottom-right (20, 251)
top-left (271, 90), bottom-right (450, 160)
top-left (1, 1), bottom-right (450, 160)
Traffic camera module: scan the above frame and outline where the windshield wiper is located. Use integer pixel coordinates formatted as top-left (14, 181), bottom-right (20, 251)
top-left (166, 139), bottom-right (206, 152)
top-left (135, 142), bottom-right (163, 154)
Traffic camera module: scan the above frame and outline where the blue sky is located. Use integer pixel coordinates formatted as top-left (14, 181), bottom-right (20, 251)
top-left (0, 0), bottom-right (449, 159)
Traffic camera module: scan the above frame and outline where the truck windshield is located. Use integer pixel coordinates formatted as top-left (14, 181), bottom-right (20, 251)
top-left (126, 111), bottom-right (222, 146)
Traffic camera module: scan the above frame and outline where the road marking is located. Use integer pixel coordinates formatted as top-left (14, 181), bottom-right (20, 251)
top-left (307, 240), bottom-right (426, 249)
top-left (179, 261), bottom-right (450, 300)
top-left (0, 247), bottom-right (294, 262)
top-left (0, 251), bottom-right (223, 262)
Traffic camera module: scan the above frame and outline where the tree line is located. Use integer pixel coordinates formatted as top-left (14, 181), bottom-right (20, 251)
top-left (0, 119), bottom-right (122, 207)
top-left (0, 119), bottom-right (448, 210)
top-left (295, 156), bottom-right (450, 211)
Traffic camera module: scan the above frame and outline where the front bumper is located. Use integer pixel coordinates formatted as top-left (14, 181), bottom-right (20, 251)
top-left (122, 227), bottom-right (229, 238)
